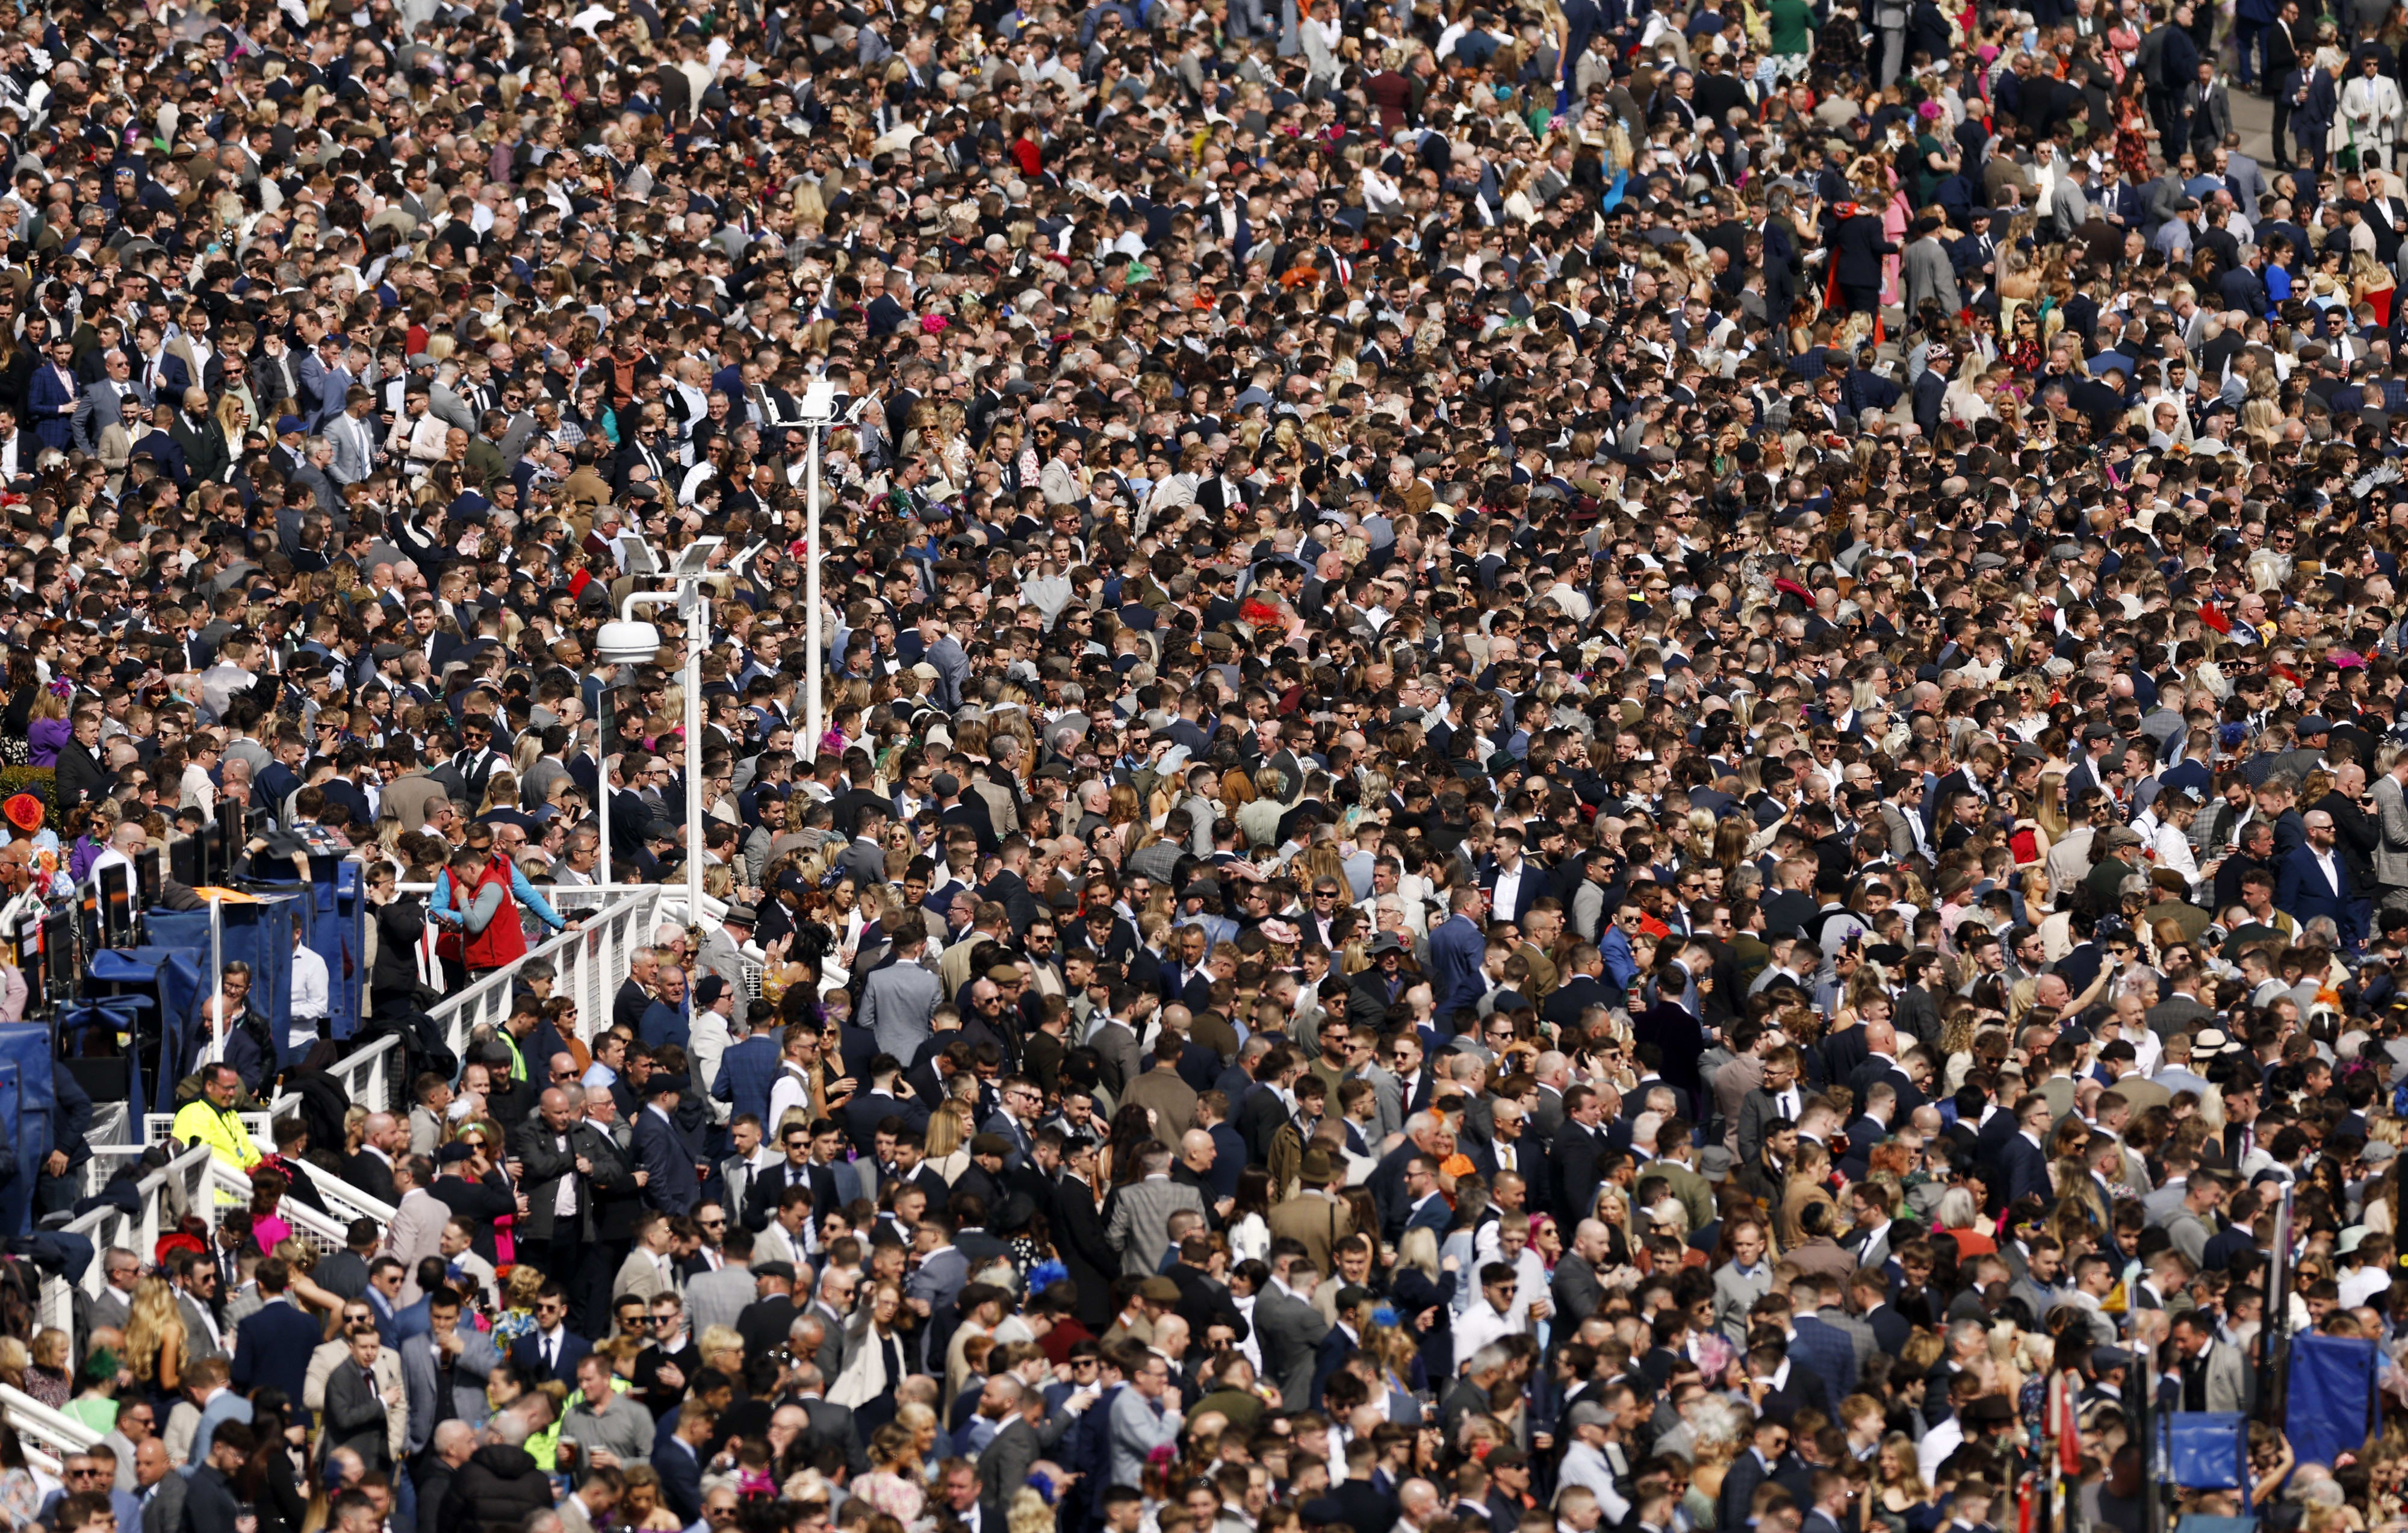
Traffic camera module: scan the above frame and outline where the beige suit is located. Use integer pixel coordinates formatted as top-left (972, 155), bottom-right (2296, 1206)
top-left (612, 1246), bottom-right (683, 1305)
top-left (385, 1189), bottom-right (449, 1304)
top-left (1265, 1189), bottom-right (1355, 1276)
top-left (1121, 1065), bottom-right (1200, 1139)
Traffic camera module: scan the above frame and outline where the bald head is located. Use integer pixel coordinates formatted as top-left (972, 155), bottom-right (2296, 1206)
top-left (432, 1420), bottom-right (476, 1466)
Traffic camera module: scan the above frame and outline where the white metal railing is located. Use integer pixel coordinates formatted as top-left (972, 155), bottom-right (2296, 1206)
top-left (318, 1033), bottom-right (403, 1118)
top-left (300, 1168), bottom-right (396, 1234)
top-left (201, 1156), bottom-right (356, 1258)
top-left (39, 1143), bottom-right (214, 1341)
top-left (79, 1145), bottom-right (154, 1199)
top-left (421, 885), bottom-right (663, 1064)
top-left (141, 1113), bottom-right (396, 1236)
top-left (214, 883), bottom-right (665, 1224)
top-left (0, 1383), bottom-right (99, 1476)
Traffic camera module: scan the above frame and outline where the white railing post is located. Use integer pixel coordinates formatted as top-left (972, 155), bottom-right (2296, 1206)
top-left (0, 1382), bottom-right (102, 1474)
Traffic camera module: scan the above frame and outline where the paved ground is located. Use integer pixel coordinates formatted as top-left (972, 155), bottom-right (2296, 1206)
top-left (2231, 84), bottom-right (2281, 167)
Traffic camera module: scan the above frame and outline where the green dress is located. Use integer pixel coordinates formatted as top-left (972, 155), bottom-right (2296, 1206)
top-left (60, 1396), bottom-right (118, 1435)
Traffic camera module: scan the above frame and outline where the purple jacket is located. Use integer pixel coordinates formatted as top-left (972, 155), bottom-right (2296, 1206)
top-left (26, 715), bottom-right (70, 767)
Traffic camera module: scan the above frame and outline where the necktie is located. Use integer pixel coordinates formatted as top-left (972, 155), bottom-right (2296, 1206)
top-left (545, 1334), bottom-right (556, 1370)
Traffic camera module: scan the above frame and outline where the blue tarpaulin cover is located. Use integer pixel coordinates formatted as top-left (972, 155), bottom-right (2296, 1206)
top-left (2169, 1414), bottom-right (2249, 1492)
top-left (2286, 1334), bottom-right (2381, 1470)
top-left (0, 1024), bottom-right (55, 1236)
top-left (145, 897), bottom-right (299, 1077)
top-left (81, 945), bottom-right (205, 1113)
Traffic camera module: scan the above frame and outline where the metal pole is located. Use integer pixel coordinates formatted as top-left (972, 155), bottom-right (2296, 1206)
top-left (2136, 1322), bottom-right (2163, 1533)
top-left (805, 420), bottom-right (822, 763)
top-left (597, 686), bottom-right (612, 895)
top-left (206, 894), bottom-right (223, 1064)
top-left (684, 593), bottom-right (709, 926)
top-left (2260, 1181), bottom-right (2295, 1419)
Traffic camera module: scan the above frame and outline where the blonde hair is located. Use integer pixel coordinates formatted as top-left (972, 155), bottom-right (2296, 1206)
top-left (925, 1099), bottom-right (970, 1158)
top-left (123, 1276), bottom-right (186, 1385)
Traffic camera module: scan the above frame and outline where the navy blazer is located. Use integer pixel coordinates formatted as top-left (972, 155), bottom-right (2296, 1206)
top-left (633, 1104), bottom-right (703, 1215)
top-left (229, 1298), bottom-right (321, 1413)
top-left (654, 1432), bottom-right (705, 1523)
top-left (2276, 844), bottom-right (2354, 934)
top-left (1999, 1131), bottom-right (2054, 1212)
top-left (1786, 1314), bottom-right (1858, 1419)
top-left (509, 1327), bottom-right (593, 1385)
top-left (1479, 860), bottom-right (1547, 924)
top-left (712, 1034), bottom-right (783, 1127)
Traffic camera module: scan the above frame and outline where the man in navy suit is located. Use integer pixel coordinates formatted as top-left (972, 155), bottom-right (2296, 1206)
top-left (1780, 1278), bottom-right (1859, 1418)
top-left (653, 1398), bottom-right (713, 1524)
top-left (1857, 1280), bottom-right (1913, 1355)
top-left (1544, 946), bottom-right (1615, 1032)
top-left (507, 1282), bottom-right (594, 1384)
top-left (1716, 1416), bottom-right (1797, 1533)
top-left (1427, 888), bottom-right (1490, 1027)
top-left (228, 1259), bottom-right (321, 1416)
top-left (1402, 1156), bottom-right (1454, 1235)
top-left (634, 1076), bottom-right (704, 1216)
top-left (1999, 1094), bottom-right (2056, 1213)
top-left (1480, 829), bottom-right (1547, 925)
top-left (2277, 809), bottom-right (2359, 948)
top-left (1154, 924), bottom-right (1214, 1010)
top-left (712, 1012), bottom-right (785, 1128)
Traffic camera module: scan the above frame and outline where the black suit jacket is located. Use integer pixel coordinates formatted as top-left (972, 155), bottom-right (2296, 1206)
top-left (1550, 1121), bottom-right (1604, 1226)
top-left (54, 739), bottom-right (111, 812)
top-left (1999, 1133), bottom-right (2053, 1212)
top-left (344, 1149), bottom-right (399, 1205)
top-left (1544, 975), bottom-right (1613, 1031)
top-left (1845, 1057), bottom-right (1927, 1117)
top-left (801, 1394), bottom-right (871, 1475)
top-left (1165, 1260), bottom-right (1252, 1343)
top-left (184, 1465), bottom-right (246, 1533)
top-left (1468, 1137), bottom-right (1551, 1222)
top-left (1052, 1174), bottom-right (1119, 1328)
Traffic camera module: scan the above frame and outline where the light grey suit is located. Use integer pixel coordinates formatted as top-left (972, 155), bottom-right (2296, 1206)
top-left (73, 377), bottom-right (152, 455)
top-left (2051, 177), bottom-right (2094, 241)
top-left (1901, 235), bottom-right (1961, 322)
top-left (177, 1292), bottom-right (228, 1363)
top-left (858, 959), bottom-right (942, 1060)
top-left (399, 1327), bottom-right (498, 1455)
top-left (1250, 1285), bottom-right (1330, 1412)
top-left (85, 1283), bottom-right (133, 1335)
top-left (385, 1189), bottom-right (450, 1304)
top-left (2372, 770), bottom-right (2408, 905)
top-left (326, 408), bottom-right (379, 485)
top-left (686, 1261), bottom-right (756, 1341)
top-left (2200, 1335), bottom-right (2250, 1413)
top-left (1105, 1175), bottom-right (1209, 1275)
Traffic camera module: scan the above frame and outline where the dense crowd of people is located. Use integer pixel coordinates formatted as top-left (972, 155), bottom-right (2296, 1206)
top-left (0, 0), bottom-right (2406, 1528)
